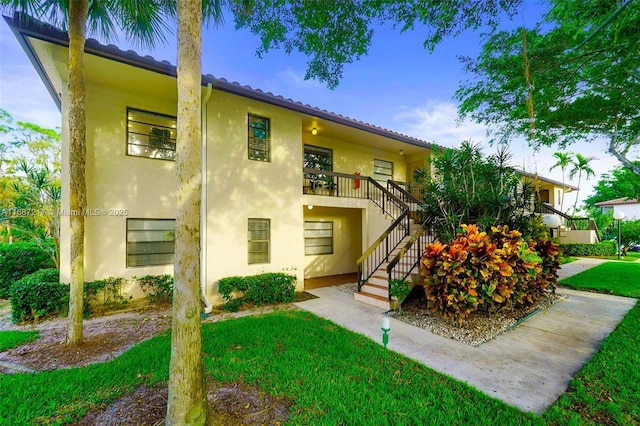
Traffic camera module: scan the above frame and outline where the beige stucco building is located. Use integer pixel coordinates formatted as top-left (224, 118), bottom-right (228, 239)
top-left (7, 15), bottom-right (579, 310)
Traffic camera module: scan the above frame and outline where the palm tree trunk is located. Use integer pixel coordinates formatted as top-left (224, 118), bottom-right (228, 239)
top-left (166, 0), bottom-right (207, 424)
top-left (66, 0), bottom-right (88, 346)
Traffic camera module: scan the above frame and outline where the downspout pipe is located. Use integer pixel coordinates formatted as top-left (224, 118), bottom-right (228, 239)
top-left (201, 83), bottom-right (213, 313)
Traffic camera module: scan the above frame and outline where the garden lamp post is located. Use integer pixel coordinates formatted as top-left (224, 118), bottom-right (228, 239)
top-left (613, 211), bottom-right (625, 259)
top-left (381, 315), bottom-right (390, 365)
top-left (543, 214), bottom-right (562, 238)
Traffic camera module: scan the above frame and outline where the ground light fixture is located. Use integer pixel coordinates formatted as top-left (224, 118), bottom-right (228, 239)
top-left (381, 315), bottom-right (390, 365)
top-left (543, 214), bottom-right (562, 238)
top-left (613, 211), bottom-right (625, 259)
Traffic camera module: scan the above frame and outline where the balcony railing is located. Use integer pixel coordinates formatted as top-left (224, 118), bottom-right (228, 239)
top-left (303, 168), bottom-right (406, 220)
top-left (537, 202), bottom-right (601, 242)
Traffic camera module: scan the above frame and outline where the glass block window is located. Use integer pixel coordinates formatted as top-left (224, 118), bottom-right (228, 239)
top-left (248, 114), bottom-right (270, 161)
top-left (127, 108), bottom-right (177, 160)
top-left (248, 218), bottom-right (270, 264)
top-left (373, 159), bottom-right (393, 184)
top-left (126, 218), bottom-right (175, 267)
top-left (304, 221), bottom-right (333, 255)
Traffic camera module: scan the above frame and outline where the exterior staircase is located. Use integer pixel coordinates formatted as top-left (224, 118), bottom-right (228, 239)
top-left (354, 181), bottom-right (434, 310)
top-left (354, 223), bottom-right (423, 309)
top-left (301, 168), bottom-right (433, 311)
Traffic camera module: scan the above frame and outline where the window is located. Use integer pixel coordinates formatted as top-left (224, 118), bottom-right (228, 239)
top-left (126, 219), bottom-right (175, 267)
top-left (248, 218), bottom-right (270, 264)
top-left (248, 114), bottom-right (270, 161)
top-left (374, 159), bottom-right (393, 184)
top-left (304, 145), bottom-right (333, 172)
top-left (304, 221), bottom-right (333, 255)
top-left (127, 108), bottom-right (177, 160)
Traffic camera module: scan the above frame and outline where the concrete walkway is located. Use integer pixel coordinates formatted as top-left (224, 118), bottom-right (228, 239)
top-left (294, 258), bottom-right (637, 414)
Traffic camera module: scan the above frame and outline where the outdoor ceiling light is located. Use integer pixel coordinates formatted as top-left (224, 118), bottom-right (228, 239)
top-left (307, 205), bottom-right (313, 210)
top-left (311, 127), bottom-right (318, 135)
top-left (399, 149), bottom-right (404, 156)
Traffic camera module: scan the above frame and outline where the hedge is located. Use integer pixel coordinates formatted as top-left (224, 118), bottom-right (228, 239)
top-left (218, 272), bottom-right (297, 311)
top-left (10, 268), bottom-right (66, 323)
top-left (560, 241), bottom-right (616, 257)
top-left (0, 242), bottom-right (55, 299)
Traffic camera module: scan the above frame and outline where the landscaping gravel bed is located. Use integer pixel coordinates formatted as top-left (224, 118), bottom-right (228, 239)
top-left (336, 283), bottom-right (563, 346)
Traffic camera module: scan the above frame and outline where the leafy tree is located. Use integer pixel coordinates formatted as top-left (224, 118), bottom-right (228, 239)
top-left (456, 0), bottom-right (640, 176)
top-left (568, 153), bottom-right (596, 215)
top-left (1, 2), bottom-right (169, 346)
top-left (584, 166), bottom-right (640, 209)
top-left (0, 110), bottom-right (60, 263)
top-left (414, 141), bottom-right (537, 242)
top-left (166, 1), bottom-right (530, 422)
top-left (549, 151), bottom-right (573, 212)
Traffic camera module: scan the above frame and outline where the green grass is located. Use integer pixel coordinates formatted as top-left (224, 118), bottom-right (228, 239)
top-left (0, 330), bottom-right (39, 352)
top-left (547, 262), bottom-right (640, 425)
top-left (560, 256), bottom-right (579, 264)
top-left (0, 311), bottom-right (542, 425)
top-left (560, 262), bottom-right (640, 298)
top-left (1, 261), bottom-right (638, 425)
top-left (590, 251), bottom-right (640, 262)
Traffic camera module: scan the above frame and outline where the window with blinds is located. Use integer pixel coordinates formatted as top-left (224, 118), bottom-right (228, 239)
top-left (126, 218), bottom-right (175, 267)
top-left (248, 218), bottom-right (270, 264)
top-left (304, 221), bottom-right (333, 255)
top-left (248, 114), bottom-right (270, 161)
top-left (373, 159), bottom-right (393, 184)
top-left (127, 108), bottom-right (177, 160)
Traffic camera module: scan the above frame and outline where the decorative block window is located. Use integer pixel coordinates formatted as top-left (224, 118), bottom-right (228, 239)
top-left (248, 114), bottom-right (270, 161)
top-left (126, 218), bottom-right (175, 267)
top-left (374, 159), bottom-right (393, 184)
top-left (127, 108), bottom-right (177, 160)
top-left (248, 218), bottom-right (270, 264)
top-left (304, 221), bottom-right (333, 255)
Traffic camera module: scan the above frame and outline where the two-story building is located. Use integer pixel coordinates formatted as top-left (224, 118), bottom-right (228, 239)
top-left (6, 14), bottom-right (579, 310)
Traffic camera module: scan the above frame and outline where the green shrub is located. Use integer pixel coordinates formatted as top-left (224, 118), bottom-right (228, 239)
top-left (560, 241), bottom-right (616, 257)
top-left (10, 268), bottom-right (66, 323)
top-left (138, 274), bottom-right (173, 305)
top-left (414, 142), bottom-right (537, 242)
top-left (84, 277), bottom-right (127, 313)
top-left (421, 224), bottom-right (560, 323)
top-left (218, 272), bottom-right (296, 310)
top-left (0, 242), bottom-right (55, 299)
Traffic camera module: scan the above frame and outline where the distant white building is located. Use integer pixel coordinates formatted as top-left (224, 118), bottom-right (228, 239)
top-left (595, 198), bottom-right (640, 220)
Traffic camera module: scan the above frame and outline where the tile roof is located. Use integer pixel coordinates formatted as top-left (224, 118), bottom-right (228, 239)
top-left (594, 197), bottom-right (639, 206)
top-left (518, 170), bottom-right (580, 191)
top-left (4, 12), bottom-right (434, 150)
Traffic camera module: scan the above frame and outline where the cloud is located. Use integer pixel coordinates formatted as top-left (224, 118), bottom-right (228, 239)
top-left (392, 101), bottom-right (488, 147)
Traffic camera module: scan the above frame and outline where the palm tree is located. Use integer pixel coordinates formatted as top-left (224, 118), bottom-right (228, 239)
top-left (549, 152), bottom-right (574, 212)
top-left (569, 153), bottom-right (597, 215)
top-left (1, 1), bottom-right (169, 345)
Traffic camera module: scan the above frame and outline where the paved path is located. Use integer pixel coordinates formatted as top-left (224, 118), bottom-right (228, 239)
top-left (295, 258), bottom-right (636, 414)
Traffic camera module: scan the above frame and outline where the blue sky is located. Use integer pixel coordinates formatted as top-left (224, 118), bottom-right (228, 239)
top-left (0, 2), bottom-right (617, 208)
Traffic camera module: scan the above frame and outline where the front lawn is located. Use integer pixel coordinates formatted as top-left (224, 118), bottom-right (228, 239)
top-left (0, 330), bottom-right (39, 352)
top-left (0, 311), bottom-right (542, 425)
top-left (1, 261), bottom-right (638, 425)
top-left (560, 262), bottom-right (640, 298)
top-left (545, 262), bottom-right (640, 425)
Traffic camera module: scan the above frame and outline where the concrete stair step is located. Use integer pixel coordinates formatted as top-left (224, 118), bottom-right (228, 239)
top-left (354, 291), bottom-right (393, 310)
top-left (361, 282), bottom-right (388, 297)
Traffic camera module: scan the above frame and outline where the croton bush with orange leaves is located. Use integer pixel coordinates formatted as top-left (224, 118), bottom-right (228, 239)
top-left (421, 224), bottom-right (561, 323)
